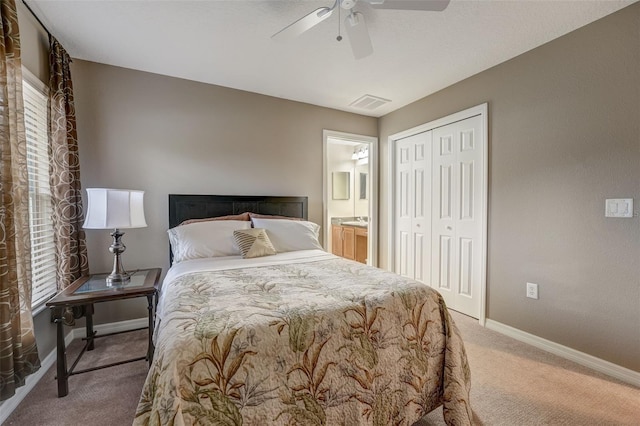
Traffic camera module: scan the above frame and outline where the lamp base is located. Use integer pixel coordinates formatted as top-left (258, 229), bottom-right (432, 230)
top-left (106, 272), bottom-right (131, 286)
top-left (107, 228), bottom-right (130, 287)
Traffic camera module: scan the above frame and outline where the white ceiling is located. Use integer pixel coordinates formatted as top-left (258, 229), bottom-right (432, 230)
top-left (28, 0), bottom-right (635, 117)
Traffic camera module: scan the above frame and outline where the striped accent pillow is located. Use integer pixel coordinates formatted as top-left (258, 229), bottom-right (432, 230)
top-left (233, 228), bottom-right (277, 259)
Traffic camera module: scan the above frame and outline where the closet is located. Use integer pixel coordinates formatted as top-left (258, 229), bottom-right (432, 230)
top-left (395, 131), bottom-right (431, 283)
top-left (393, 108), bottom-right (486, 320)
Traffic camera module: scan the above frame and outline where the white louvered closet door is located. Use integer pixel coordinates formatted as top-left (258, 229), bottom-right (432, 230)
top-left (395, 131), bottom-right (431, 283)
top-left (431, 115), bottom-right (484, 318)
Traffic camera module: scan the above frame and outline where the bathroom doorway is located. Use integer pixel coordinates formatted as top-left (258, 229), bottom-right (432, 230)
top-left (323, 130), bottom-right (378, 266)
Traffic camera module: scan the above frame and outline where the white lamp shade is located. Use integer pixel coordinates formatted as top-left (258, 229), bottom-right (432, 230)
top-left (83, 188), bottom-right (147, 229)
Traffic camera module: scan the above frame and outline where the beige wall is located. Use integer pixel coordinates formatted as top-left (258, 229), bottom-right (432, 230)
top-left (17, 2), bottom-right (49, 83)
top-left (71, 60), bottom-right (377, 325)
top-left (378, 3), bottom-right (640, 371)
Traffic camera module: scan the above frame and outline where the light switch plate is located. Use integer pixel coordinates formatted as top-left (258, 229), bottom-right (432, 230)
top-left (605, 199), bottom-right (633, 218)
top-left (526, 282), bottom-right (538, 299)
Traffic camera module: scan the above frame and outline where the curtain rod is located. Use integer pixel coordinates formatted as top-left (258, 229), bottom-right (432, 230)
top-left (21, 0), bottom-right (52, 38)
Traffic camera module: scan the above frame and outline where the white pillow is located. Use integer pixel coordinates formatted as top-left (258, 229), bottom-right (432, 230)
top-left (250, 218), bottom-right (323, 253)
top-left (168, 220), bottom-right (251, 263)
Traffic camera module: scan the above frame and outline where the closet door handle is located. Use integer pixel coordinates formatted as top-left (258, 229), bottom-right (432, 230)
top-left (446, 226), bottom-right (452, 231)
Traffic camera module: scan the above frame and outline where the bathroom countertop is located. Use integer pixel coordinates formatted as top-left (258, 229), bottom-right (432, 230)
top-left (331, 217), bottom-right (368, 228)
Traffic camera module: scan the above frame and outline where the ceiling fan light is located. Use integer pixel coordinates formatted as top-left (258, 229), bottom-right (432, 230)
top-left (273, 0), bottom-right (448, 57)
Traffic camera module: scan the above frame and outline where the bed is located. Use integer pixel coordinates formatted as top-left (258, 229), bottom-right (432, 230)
top-left (134, 195), bottom-right (472, 426)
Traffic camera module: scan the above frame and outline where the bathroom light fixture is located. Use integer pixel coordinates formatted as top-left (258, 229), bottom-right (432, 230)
top-left (352, 146), bottom-right (369, 160)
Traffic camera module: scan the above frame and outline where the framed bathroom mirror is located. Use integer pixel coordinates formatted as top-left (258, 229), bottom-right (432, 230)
top-left (332, 172), bottom-right (350, 200)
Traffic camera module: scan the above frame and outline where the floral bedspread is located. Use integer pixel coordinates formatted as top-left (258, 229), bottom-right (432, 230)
top-left (134, 253), bottom-right (472, 425)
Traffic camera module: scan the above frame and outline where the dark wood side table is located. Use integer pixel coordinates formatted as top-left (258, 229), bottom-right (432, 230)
top-left (46, 268), bottom-right (161, 397)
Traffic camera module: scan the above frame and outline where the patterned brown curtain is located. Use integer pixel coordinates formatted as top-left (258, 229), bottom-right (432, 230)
top-left (49, 37), bottom-right (88, 293)
top-left (0, 0), bottom-right (41, 402)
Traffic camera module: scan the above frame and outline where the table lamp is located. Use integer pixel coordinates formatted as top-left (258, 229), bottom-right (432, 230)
top-left (83, 188), bottom-right (147, 285)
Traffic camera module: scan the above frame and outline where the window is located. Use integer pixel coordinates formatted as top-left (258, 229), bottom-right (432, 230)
top-left (22, 70), bottom-right (57, 309)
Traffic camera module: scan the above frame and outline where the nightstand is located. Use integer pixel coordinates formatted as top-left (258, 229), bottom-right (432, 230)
top-left (46, 267), bottom-right (161, 397)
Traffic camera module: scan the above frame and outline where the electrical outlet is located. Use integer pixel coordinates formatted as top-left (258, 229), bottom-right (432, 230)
top-left (526, 282), bottom-right (538, 299)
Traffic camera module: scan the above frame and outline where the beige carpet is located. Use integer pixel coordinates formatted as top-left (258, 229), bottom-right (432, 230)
top-left (4, 329), bottom-right (149, 426)
top-left (5, 311), bottom-right (639, 425)
top-left (420, 311), bottom-right (639, 425)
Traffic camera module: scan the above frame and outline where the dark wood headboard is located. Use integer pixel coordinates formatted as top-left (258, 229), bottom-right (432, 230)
top-left (168, 194), bottom-right (308, 228)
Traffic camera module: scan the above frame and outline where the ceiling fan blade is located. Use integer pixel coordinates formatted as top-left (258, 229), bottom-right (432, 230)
top-left (366, 0), bottom-right (450, 11)
top-left (344, 12), bottom-right (373, 60)
top-left (272, 7), bottom-right (334, 41)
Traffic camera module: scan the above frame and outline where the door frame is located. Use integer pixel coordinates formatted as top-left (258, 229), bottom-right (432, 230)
top-left (323, 130), bottom-right (379, 267)
top-left (387, 103), bottom-right (488, 325)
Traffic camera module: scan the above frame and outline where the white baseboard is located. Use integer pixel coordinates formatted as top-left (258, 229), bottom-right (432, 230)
top-left (485, 319), bottom-right (640, 388)
top-left (0, 317), bottom-right (147, 425)
top-left (73, 317), bottom-right (149, 339)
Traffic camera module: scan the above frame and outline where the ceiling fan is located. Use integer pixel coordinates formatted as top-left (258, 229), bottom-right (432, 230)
top-left (272, 0), bottom-right (450, 59)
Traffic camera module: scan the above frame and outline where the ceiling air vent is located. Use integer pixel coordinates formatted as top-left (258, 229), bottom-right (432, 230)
top-left (349, 94), bottom-right (391, 111)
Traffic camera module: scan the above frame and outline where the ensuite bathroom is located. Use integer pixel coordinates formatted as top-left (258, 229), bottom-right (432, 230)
top-left (325, 140), bottom-right (371, 265)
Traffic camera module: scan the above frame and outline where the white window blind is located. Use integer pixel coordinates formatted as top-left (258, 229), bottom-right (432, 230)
top-left (23, 75), bottom-right (57, 309)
